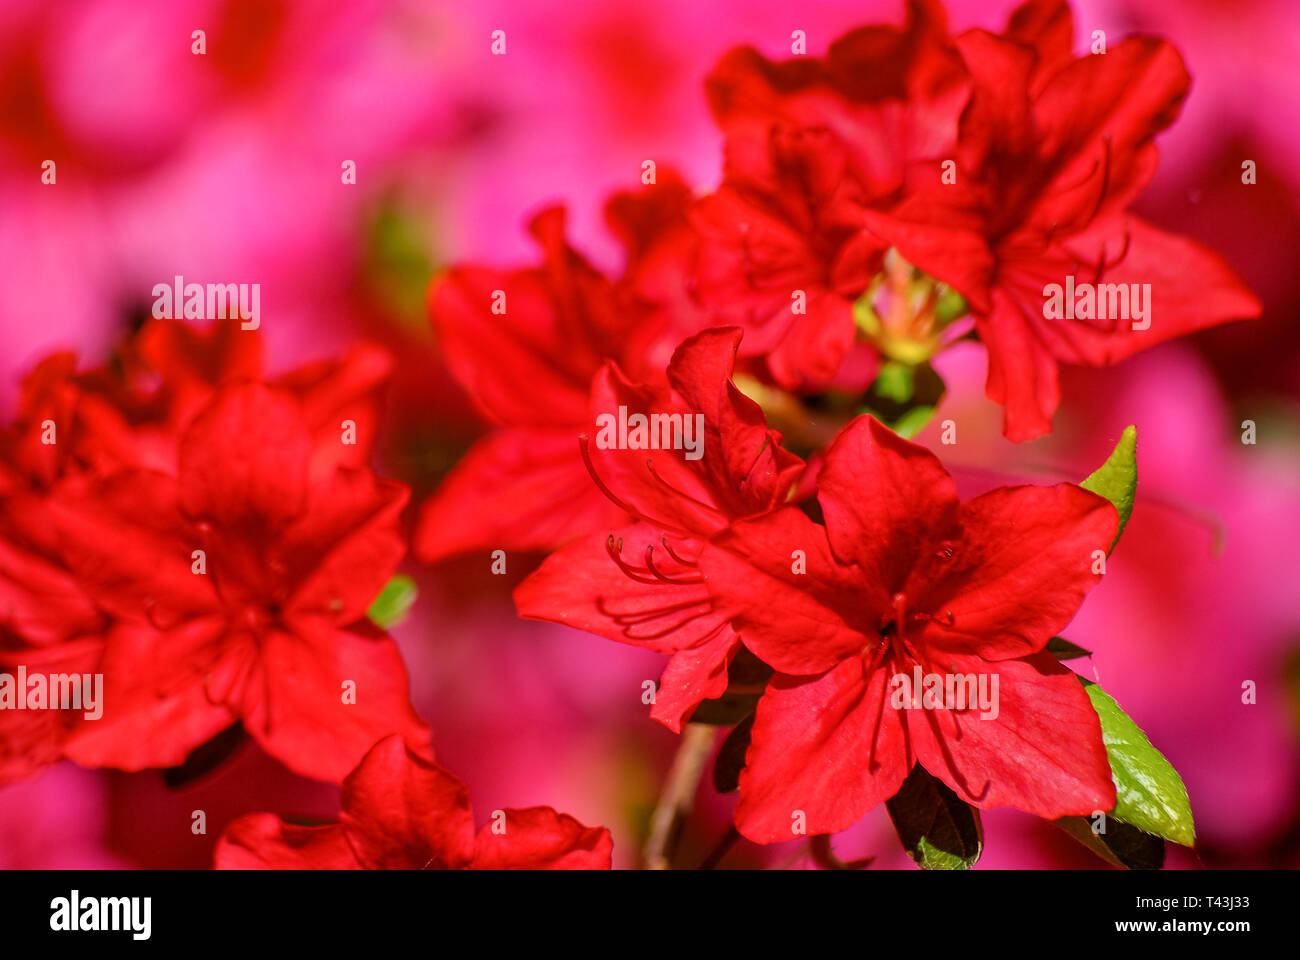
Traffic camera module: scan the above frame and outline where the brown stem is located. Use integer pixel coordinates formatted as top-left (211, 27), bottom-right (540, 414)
top-left (699, 824), bottom-right (740, 870)
top-left (643, 723), bottom-right (719, 870)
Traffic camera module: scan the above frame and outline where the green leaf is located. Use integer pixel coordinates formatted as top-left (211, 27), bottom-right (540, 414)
top-left (1046, 636), bottom-right (1093, 661)
top-left (1055, 815), bottom-right (1165, 870)
top-left (1081, 425), bottom-right (1137, 551)
top-left (891, 405), bottom-right (937, 440)
top-left (860, 362), bottom-right (945, 440)
top-left (367, 574), bottom-right (418, 629)
top-left (873, 361), bottom-right (914, 405)
top-left (1082, 679), bottom-right (1195, 846)
top-left (886, 765), bottom-right (983, 869)
top-left (362, 195), bottom-right (438, 332)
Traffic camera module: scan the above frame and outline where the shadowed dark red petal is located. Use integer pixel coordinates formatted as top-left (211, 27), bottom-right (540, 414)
top-left (215, 815), bottom-right (360, 870)
top-left (340, 735), bottom-right (474, 870)
top-left (471, 807), bottom-right (612, 870)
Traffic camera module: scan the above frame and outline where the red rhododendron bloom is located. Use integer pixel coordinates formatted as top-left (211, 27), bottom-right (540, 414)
top-left (415, 208), bottom-right (634, 561)
top-left (862, 0), bottom-right (1261, 439)
top-left (47, 383), bottom-right (429, 783)
top-left (515, 327), bottom-right (802, 730)
top-left (0, 318), bottom-right (412, 786)
top-left (698, 416), bottom-right (1118, 842)
top-left (0, 627), bottom-right (101, 786)
top-left (692, 1), bottom-right (969, 390)
top-left (215, 735), bottom-right (612, 870)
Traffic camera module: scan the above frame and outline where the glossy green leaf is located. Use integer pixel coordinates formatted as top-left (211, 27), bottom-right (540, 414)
top-left (886, 765), bottom-right (983, 869)
top-left (1081, 425), bottom-right (1137, 551)
top-left (1083, 680), bottom-right (1195, 846)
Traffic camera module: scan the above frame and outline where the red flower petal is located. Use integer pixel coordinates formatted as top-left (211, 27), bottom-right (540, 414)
top-left (471, 807), bottom-right (613, 870)
top-left (817, 415), bottom-right (959, 590)
top-left (700, 509), bottom-right (872, 677)
top-left (413, 428), bottom-right (627, 562)
top-left (975, 288), bottom-right (1062, 442)
top-left (515, 525), bottom-right (720, 657)
top-left (215, 815), bottom-right (360, 870)
top-left (735, 654), bottom-right (912, 843)
top-left (1004, 0), bottom-right (1074, 93)
top-left (283, 472), bottom-right (408, 625)
top-left (246, 622), bottom-right (431, 784)
top-left (1031, 38), bottom-right (1189, 229)
top-left (340, 735), bottom-right (474, 870)
top-left (1040, 215), bottom-right (1264, 365)
top-left (667, 327), bottom-right (804, 518)
top-left (178, 385), bottom-right (311, 529)
top-left (915, 484), bottom-right (1116, 661)
top-left (0, 638), bottom-right (102, 785)
top-left (62, 621), bottom-right (234, 772)
top-left (649, 625), bottom-right (740, 734)
top-left (904, 651), bottom-right (1116, 818)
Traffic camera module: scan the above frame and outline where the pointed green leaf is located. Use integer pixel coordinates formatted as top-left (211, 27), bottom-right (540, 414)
top-left (1055, 815), bottom-right (1165, 870)
top-left (1081, 425), bottom-right (1137, 550)
top-left (1082, 679), bottom-right (1195, 846)
top-left (886, 765), bottom-right (983, 869)
top-left (367, 574), bottom-right (418, 629)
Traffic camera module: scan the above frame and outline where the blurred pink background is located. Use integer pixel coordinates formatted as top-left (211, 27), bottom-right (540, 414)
top-left (1, 0), bottom-right (1297, 869)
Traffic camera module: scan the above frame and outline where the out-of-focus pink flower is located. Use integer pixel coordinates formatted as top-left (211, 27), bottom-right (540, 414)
top-left (0, 0), bottom-right (458, 409)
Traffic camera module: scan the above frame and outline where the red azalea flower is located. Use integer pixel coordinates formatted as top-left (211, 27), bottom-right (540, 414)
top-left (690, 0), bottom-right (969, 390)
top-left (46, 383), bottom-right (429, 783)
top-left (0, 318), bottom-right (403, 784)
top-left (604, 169), bottom-right (715, 382)
top-left (215, 735), bottom-right (612, 870)
top-left (0, 629), bottom-right (101, 786)
top-left (863, 0), bottom-right (1261, 440)
top-left (698, 415), bottom-right (1118, 842)
top-left (131, 317), bottom-right (394, 478)
top-left (515, 328), bottom-right (803, 730)
top-left (414, 208), bottom-right (635, 562)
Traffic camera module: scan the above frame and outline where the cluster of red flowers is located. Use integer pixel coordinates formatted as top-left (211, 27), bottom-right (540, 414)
top-left (0, 0), bottom-right (1245, 867)
top-left (0, 318), bottom-right (611, 869)
top-left (422, 0), bottom-right (1247, 849)
top-left (418, 0), bottom-right (1256, 564)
